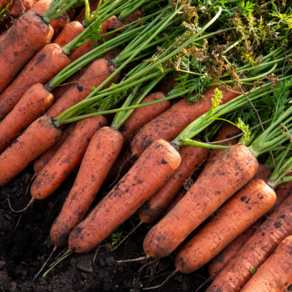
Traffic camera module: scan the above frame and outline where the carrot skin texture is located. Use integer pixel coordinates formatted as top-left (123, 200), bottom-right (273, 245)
top-left (49, 11), bottom-right (69, 40)
top-left (0, 11), bottom-right (53, 93)
top-left (122, 9), bottom-right (143, 25)
top-left (0, 115), bottom-right (62, 187)
top-left (119, 92), bottom-right (171, 148)
top-left (69, 139), bottom-right (181, 253)
top-left (0, 84), bottom-right (54, 154)
top-left (143, 144), bottom-right (258, 259)
top-left (0, 0), bottom-right (11, 11)
top-left (252, 163), bottom-right (272, 181)
top-left (47, 59), bottom-right (116, 118)
top-left (139, 145), bottom-right (209, 224)
top-left (50, 127), bottom-right (123, 247)
top-left (53, 21), bottom-right (85, 47)
top-left (9, 0), bottom-right (39, 17)
top-left (164, 188), bottom-right (187, 215)
top-left (208, 219), bottom-right (263, 279)
top-left (175, 179), bottom-right (276, 274)
top-left (0, 44), bottom-right (71, 119)
top-left (69, 16), bottom-right (124, 62)
top-left (31, 115), bottom-right (108, 200)
top-left (240, 236), bottom-right (292, 292)
top-left (131, 86), bottom-right (242, 157)
top-left (206, 181), bottom-right (292, 292)
top-left (33, 124), bottom-right (75, 174)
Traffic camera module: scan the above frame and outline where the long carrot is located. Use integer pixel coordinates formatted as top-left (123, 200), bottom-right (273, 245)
top-left (0, 43), bottom-right (71, 119)
top-left (131, 86), bottom-right (242, 157)
top-left (0, 10), bottom-right (53, 93)
top-left (175, 179), bottom-right (276, 274)
top-left (50, 126), bottom-right (123, 247)
top-left (68, 139), bottom-right (181, 253)
top-left (0, 83), bottom-right (54, 154)
top-left (143, 144), bottom-right (258, 259)
top-left (0, 115), bottom-right (62, 187)
top-left (240, 236), bottom-right (292, 292)
top-left (30, 115), bottom-right (107, 200)
top-left (33, 124), bottom-right (75, 174)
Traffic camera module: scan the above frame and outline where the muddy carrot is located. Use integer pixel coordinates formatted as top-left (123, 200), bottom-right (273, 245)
top-left (68, 139), bottom-right (181, 253)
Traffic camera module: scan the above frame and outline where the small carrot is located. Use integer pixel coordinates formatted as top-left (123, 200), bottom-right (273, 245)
top-left (138, 144), bottom-right (209, 224)
top-left (143, 144), bottom-right (258, 259)
top-left (0, 43), bottom-right (71, 119)
top-left (50, 126), bottom-right (123, 247)
top-left (131, 86), bottom-right (242, 157)
top-left (240, 236), bottom-right (292, 292)
top-left (0, 83), bottom-right (54, 154)
top-left (68, 139), bottom-right (181, 253)
top-left (31, 115), bottom-right (108, 200)
top-left (175, 179), bottom-right (276, 274)
top-left (119, 92), bottom-right (171, 148)
top-left (33, 124), bottom-right (75, 174)
top-left (0, 115), bottom-right (62, 187)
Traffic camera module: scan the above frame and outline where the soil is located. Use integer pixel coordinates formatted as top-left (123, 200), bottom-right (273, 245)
top-left (0, 165), bottom-right (210, 292)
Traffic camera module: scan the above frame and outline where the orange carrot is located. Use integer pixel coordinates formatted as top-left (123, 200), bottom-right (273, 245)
top-left (47, 58), bottom-right (117, 118)
top-left (9, 0), bottom-right (39, 17)
top-left (69, 15), bottom-right (124, 62)
top-left (30, 115), bottom-right (107, 200)
top-left (252, 163), bottom-right (272, 181)
top-left (50, 126), bottom-right (123, 247)
top-left (138, 144), bottom-right (209, 224)
top-left (0, 84), bottom-right (54, 154)
top-left (69, 139), bottom-right (181, 253)
top-left (0, 10), bottom-right (53, 93)
top-left (131, 86), bottom-right (242, 157)
top-left (0, 43), bottom-right (71, 119)
top-left (208, 219), bottom-right (263, 279)
top-left (164, 188), bottom-right (187, 215)
top-left (51, 49), bottom-right (121, 102)
top-left (120, 92), bottom-right (171, 148)
top-left (0, 115), bottom-right (62, 187)
top-left (33, 124), bottom-right (75, 174)
top-left (143, 144), bottom-right (258, 259)
top-left (206, 180), bottom-right (292, 292)
top-left (240, 236), bottom-right (292, 292)
top-left (53, 21), bottom-right (85, 47)
top-left (49, 11), bottom-right (69, 40)
top-left (175, 179), bottom-right (276, 274)
top-left (122, 9), bottom-right (143, 25)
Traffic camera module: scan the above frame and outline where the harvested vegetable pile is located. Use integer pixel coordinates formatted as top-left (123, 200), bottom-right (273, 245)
top-left (1, 0), bottom-right (292, 291)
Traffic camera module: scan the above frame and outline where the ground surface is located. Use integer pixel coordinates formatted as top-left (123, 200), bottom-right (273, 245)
top-left (0, 166), bottom-right (209, 292)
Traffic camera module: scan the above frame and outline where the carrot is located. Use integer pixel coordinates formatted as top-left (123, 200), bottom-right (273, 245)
top-left (206, 180), bottom-right (292, 292)
top-left (122, 9), bottom-right (143, 25)
top-left (0, 43), bottom-right (71, 119)
top-left (138, 144), bottom-right (209, 224)
top-left (175, 179), bottom-right (276, 274)
top-left (46, 58), bottom-right (117, 118)
top-left (120, 92), bottom-right (171, 148)
top-left (198, 122), bottom-right (241, 179)
top-left (51, 49), bottom-right (121, 102)
top-left (252, 163), bottom-right (272, 181)
top-left (53, 21), bottom-right (85, 47)
top-left (143, 144), bottom-right (258, 259)
top-left (49, 11), bottom-right (69, 40)
top-left (131, 86), bottom-right (242, 157)
top-left (240, 236), bottom-right (292, 292)
top-left (74, 0), bottom-right (102, 23)
top-left (30, 115), bottom-right (107, 200)
top-left (69, 15), bottom-right (124, 62)
top-left (0, 10), bottom-right (53, 93)
top-left (0, 84), bottom-right (54, 154)
top-left (164, 188), bottom-right (187, 215)
top-left (50, 126), bottom-right (123, 247)
top-left (9, 0), bottom-right (39, 17)
top-left (33, 124), bottom-right (75, 174)
top-left (0, 0), bottom-right (11, 11)
top-left (0, 115), bottom-right (62, 187)
top-left (208, 218), bottom-right (263, 279)
top-left (154, 76), bottom-right (176, 94)
top-left (68, 139), bottom-right (181, 253)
